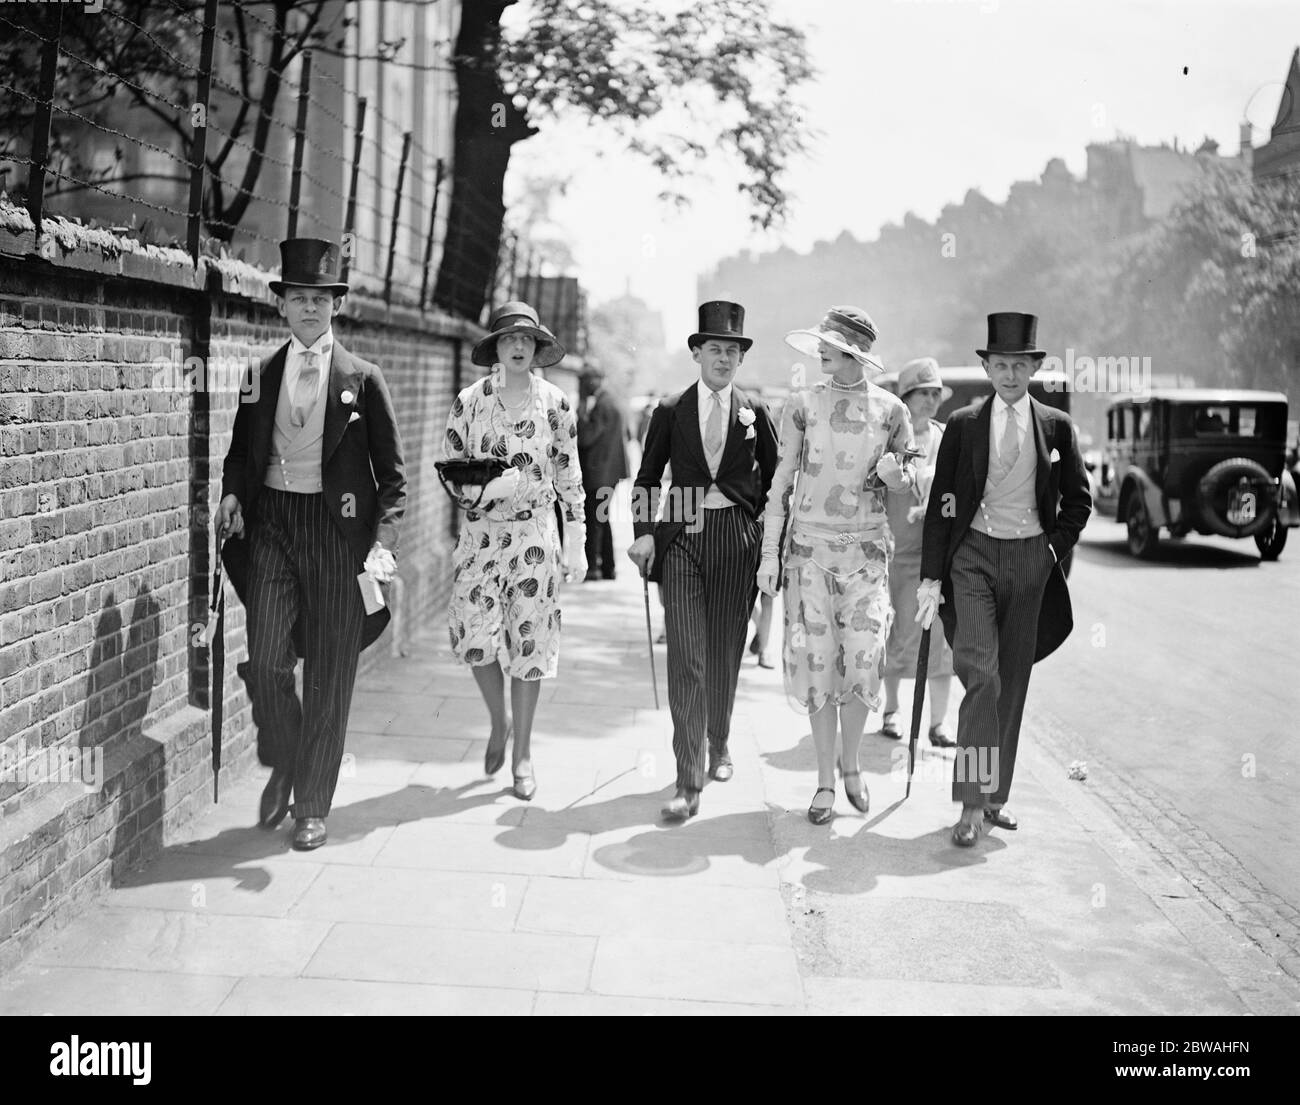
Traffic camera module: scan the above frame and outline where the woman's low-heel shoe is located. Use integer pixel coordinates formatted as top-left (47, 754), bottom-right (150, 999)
top-left (484, 723), bottom-right (511, 776)
top-left (512, 769), bottom-right (536, 801)
top-left (807, 787), bottom-right (835, 825)
top-left (842, 771), bottom-right (870, 814)
top-left (880, 712), bottom-right (902, 739)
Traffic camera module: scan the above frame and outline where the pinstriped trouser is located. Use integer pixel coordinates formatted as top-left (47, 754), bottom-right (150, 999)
top-left (948, 528), bottom-right (1053, 807)
top-left (662, 506), bottom-right (760, 791)
top-left (245, 488), bottom-right (364, 819)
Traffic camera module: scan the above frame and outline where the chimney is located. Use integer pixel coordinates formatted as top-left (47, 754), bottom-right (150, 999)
top-left (1240, 120), bottom-right (1253, 172)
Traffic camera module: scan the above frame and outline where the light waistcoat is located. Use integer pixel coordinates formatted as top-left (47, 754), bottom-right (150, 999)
top-left (264, 368), bottom-right (327, 493)
top-left (700, 389), bottom-right (735, 510)
top-left (972, 425), bottom-right (1042, 539)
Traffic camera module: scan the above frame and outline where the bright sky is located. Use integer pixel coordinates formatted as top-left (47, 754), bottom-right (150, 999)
top-left (505, 0), bottom-right (1297, 350)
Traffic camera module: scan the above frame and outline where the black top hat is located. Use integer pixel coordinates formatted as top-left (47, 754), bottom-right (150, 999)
top-left (470, 301), bottom-right (566, 368)
top-left (976, 312), bottom-right (1046, 359)
top-left (688, 301), bottom-right (752, 352)
top-left (269, 238), bottom-right (349, 297)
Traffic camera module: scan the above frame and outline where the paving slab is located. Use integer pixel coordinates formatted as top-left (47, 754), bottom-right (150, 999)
top-left (216, 977), bottom-right (535, 1016)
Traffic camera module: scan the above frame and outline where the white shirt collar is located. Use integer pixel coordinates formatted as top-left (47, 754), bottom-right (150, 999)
top-left (995, 393), bottom-right (1030, 423)
top-left (698, 379), bottom-right (731, 409)
top-left (290, 328), bottom-right (334, 360)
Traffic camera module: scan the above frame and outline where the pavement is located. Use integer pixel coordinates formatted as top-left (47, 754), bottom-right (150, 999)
top-left (3, 509), bottom-right (1297, 1016)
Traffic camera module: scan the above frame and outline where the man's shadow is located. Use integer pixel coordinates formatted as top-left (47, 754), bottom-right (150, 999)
top-left (77, 585), bottom-right (162, 886)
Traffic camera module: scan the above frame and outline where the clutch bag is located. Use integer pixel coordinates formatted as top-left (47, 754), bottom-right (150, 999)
top-left (434, 458), bottom-right (507, 510)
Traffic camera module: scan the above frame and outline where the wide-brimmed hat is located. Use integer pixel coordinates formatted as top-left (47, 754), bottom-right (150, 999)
top-left (897, 357), bottom-right (953, 402)
top-left (687, 300), bottom-right (752, 352)
top-left (785, 306), bottom-right (883, 372)
top-left (471, 301), bottom-right (566, 368)
top-left (269, 238), bottom-right (349, 297)
top-left (976, 312), bottom-right (1046, 360)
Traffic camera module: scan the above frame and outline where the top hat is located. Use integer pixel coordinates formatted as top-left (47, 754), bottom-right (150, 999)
top-left (785, 305), bottom-right (883, 372)
top-left (687, 301), bottom-right (752, 352)
top-left (268, 238), bottom-right (349, 297)
top-left (471, 301), bottom-right (566, 368)
top-left (897, 357), bottom-right (953, 401)
top-left (976, 312), bottom-right (1046, 360)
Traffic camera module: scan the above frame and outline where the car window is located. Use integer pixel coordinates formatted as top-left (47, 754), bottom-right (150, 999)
top-left (1194, 406), bottom-right (1231, 434)
top-left (1137, 407), bottom-right (1152, 440)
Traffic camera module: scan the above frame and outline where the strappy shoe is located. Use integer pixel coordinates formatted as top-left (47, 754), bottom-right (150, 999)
top-left (842, 771), bottom-right (870, 814)
top-left (880, 711), bottom-right (902, 740)
top-left (484, 721), bottom-right (511, 776)
top-left (807, 787), bottom-right (835, 825)
top-left (512, 764), bottom-right (536, 801)
top-left (928, 723), bottom-right (956, 748)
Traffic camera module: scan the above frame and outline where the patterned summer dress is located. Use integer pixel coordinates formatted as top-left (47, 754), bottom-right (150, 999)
top-left (761, 380), bottom-right (916, 713)
top-left (444, 371), bottom-right (585, 679)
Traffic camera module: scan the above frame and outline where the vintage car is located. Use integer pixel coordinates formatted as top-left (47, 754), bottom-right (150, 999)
top-left (1092, 390), bottom-right (1299, 559)
top-left (875, 364), bottom-right (1076, 575)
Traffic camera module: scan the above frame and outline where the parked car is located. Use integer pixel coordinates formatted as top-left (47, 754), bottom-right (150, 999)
top-left (1092, 389), bottom-right (1299, 560)
top-left (875, 364), bottom-right (1076, 576)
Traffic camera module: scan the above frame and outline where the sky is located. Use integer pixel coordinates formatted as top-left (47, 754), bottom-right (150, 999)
top-left (504, 0), bottom-right (1298, 351)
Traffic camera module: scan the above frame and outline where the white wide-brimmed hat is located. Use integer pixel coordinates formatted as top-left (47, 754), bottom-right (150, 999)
top-left (897, 357), bottom-right (953, 402)
top-left (785, 306), bottom-right (883, 373)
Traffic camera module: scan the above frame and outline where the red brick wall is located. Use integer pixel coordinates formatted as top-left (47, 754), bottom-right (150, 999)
top-left (0, 244), bottom-right (475, 969)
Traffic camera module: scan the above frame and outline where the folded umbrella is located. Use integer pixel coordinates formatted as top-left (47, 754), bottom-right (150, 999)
top-left (905, 625), bottom-right (931, 800)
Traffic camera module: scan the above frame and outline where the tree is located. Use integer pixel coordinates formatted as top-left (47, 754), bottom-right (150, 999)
top-left (434, 0), bottom-right (815, 320)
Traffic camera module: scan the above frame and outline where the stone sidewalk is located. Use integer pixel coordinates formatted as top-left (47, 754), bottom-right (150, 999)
top-left (2, 539), bottom-right (1294, 1015)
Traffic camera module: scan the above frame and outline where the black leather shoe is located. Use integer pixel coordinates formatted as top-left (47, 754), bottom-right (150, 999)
top-left (983, 807), bottom-right (1018, 830)
top-left (928, 724), bottom-right (957, 748)
top-left (808, 787), bottom-right (835, 825)
top-left (952, 819), bottom-right (982, 847)
top-left (708, 753), bottom-right (733, 782)
top-left (661, 787), bottom-right (700, 821)
top-left (258, 769), bottom-right (293, 829)
top-left (292, 817), bottom-right (327, 850)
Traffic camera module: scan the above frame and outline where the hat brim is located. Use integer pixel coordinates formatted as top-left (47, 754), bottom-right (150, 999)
top-left (472, 325), bottom-right (566, 369)
top-left (900, 382), bottom-right (954, 402)
top-left (976, 348), bottom-right (1047, 360)
top-left (269, 280), bottom-right (349, 297)
top-left (785, 329), bottom-right (883, 373)
top-left (687, 332), bottom-right (753, 352)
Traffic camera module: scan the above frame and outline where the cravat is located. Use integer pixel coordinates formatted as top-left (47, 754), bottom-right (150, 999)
top-left (999, 403), bottom-right (1020, 468)
top-left (705, 391), bottom-right (724, 456)
top-left (291, 350), bottom-right (321, 427)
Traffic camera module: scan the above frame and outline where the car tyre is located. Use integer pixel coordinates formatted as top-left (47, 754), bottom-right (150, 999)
top-left (1255, 518), bottom-right (1287, 561)
top-left (1125, 495), bottom-right (1160, 559)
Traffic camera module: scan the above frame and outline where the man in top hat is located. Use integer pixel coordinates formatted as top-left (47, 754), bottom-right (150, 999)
top-left (214, 238), bottom-right (407, 851)
top-left (577, 365), bottom-right (629, 580)
top-left (627, 301), bottom-right (779, 819)
top-left (917, 312), bottom-right (1091, 846)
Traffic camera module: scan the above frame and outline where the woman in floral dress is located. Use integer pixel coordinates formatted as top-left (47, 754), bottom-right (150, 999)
top-left (443, 302), bottom-right (586, 800)
top-left (757, 307), bottom-right (916, 823)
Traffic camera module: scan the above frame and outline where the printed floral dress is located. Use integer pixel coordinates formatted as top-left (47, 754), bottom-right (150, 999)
top-left (444, 372), bottom-right (584, 679)
top-left (761, 380), bottom-right (916, 713)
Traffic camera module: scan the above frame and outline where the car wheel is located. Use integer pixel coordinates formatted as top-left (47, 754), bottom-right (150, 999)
top-left (1255, 518), bottom-right (1288, 560)
top-left (1125, 495), bottom-right (1160, 559)
top-left (1195, 457), bottom-right (1276, 538)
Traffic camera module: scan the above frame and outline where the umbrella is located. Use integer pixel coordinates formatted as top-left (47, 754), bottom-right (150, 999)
top-left (905, 625), bottom-right (931, 799)
top-left (206, 539), bottom-right (226, 801)
top-left (641, 569), bottom-right (660, 709)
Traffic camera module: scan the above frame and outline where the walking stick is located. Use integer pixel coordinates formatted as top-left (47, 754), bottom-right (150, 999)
top-left (905, 625), bottom-right (931, 800)
top-left (641, 569), bottom-right (661, 709)
top-left (207, 537), bottom-right (226, 801)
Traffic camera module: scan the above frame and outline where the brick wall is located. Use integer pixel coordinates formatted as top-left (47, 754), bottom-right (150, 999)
top-left (0, 235), bottom-right (477, 970)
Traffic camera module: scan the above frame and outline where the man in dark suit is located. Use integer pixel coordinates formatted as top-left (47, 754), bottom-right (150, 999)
top-left (627, 302), bottom-right (779, 820)
top-left (214, 239), bottom-right (406, 851)
top-left (577, 366), bottom-right (629, 580)
top-left (918, 313), bottom-right (1091, 846)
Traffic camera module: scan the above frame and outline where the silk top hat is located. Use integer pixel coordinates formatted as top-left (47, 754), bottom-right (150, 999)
top-left (977, 312), bottom-right (1046, 360)
top-left (785, 305), bottom-right (883, 373)
top-left (268, 238), bottom-right (349, 297)
top-left (688, 300), bottom-right (753, 352)
top-left (471, 301), bottom-right (566, 368)
top-left (897, 357), bottom-right (953, 402)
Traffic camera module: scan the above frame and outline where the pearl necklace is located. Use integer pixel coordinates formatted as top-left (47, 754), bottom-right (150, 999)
top-left (829, 372), bottom-right (868, 391)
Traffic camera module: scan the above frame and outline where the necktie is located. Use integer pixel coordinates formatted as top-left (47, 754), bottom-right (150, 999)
top-left (292, 350), bottom-right (321, 427)
top-left (1000, 403), bottom-right (1020, 468)
top-left (705, 391), bottom-right (724, 456)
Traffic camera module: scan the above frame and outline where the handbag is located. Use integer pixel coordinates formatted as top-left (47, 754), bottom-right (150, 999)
top-left (434, 457), bottom-right (507, 510)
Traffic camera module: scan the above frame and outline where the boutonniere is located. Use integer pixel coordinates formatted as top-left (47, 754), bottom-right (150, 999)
top-left (737, 406), bottom-right (756, 439)
top-left (341, 389), bottom-right (355, 406)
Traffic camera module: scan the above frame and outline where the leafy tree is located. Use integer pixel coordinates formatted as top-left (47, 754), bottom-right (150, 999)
top-left (434, 0), bottom-right (815, 319)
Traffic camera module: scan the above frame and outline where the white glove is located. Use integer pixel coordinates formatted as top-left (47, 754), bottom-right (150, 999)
top-left (756, 557), bottom-right (780, 596)
top-left (915, 579), bottom-right (944, 630)
top-left (481, 467), bottom-right (522, 504)
top-left (876, 452), bottom-right (908, 491)
top-left (365, 543), bottom-right (396, 584)
top-left (564, 520), bottom-right (588, 579)
top-left (906, 503), bottom-right (926, 525)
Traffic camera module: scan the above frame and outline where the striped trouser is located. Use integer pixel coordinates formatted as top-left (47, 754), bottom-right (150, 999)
top-left (948, 528), bottom-right (1053, 807)
top-left (244, 487), bottom-right (365, 819)
top-left (662, 506), bottom-right (760, 791)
